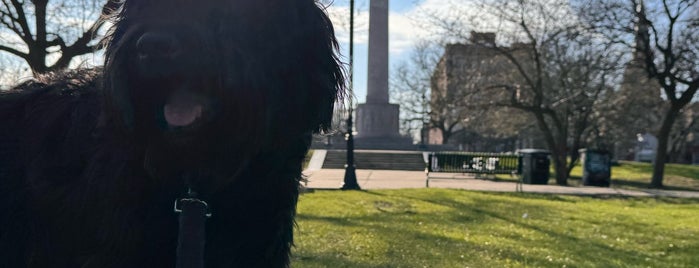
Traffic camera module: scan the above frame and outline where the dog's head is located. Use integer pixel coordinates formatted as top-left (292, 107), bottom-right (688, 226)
top-left (103, 0), bottom-right (344, 153)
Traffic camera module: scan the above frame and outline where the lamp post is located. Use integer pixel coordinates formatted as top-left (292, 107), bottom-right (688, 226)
top-left (420, 92), bottom-right (427, 148)
top-left (341, 0), bottom-right (360, 190)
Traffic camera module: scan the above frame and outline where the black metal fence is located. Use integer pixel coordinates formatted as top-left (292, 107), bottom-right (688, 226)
top-left (426, 152), bottom-right (520, 175)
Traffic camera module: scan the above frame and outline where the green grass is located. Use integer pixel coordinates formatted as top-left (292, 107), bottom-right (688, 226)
top-left (495, 161), bottom-right (699, 191)
top-left (293, 189), bottom-right (699, 267)
top-left (602, 161), bottom-right (699, 191)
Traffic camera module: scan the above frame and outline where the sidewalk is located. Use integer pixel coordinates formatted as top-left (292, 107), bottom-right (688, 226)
top-left (302, 168), bottom-right (699, 199)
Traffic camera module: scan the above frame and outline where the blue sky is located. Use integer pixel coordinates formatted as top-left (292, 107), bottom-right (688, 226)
top-left (326, 0), bottom-right (434, 104)
top-left (0, 1), bottom-right (437, 91)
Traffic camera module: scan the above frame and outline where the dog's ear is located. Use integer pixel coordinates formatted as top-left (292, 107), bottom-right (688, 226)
top-left (101, 9), bottom-right (136, 132)
top-left (301, 1), bottom-right (346, 133)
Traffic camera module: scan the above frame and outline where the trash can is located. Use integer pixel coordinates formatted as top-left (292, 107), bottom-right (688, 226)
top-left (579, 149), bottom-right (611, 187)
top-left (518, 149), bottom-right (550, 184)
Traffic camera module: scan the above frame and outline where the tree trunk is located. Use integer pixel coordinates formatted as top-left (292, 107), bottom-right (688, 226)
top-left (553, 144), bottom-right (568, 186)
top-left (441, 129), bottom-right (451, 144)
top-left (30, 0), bottom-right (50, 76)
top-left (566, 136), bottom-right (583, 178)
top-left (650, 106), bottom-right (681, 188)
top-left (533, 113), bottom-right (568, 185)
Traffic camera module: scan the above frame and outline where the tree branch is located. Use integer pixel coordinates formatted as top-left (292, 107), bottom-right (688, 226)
top-left (46, 0), bottom-right (121, 71)
top-left (3, 0), bottom-right (33, 45)
top-left (0, 44), bottom-right (28, 59)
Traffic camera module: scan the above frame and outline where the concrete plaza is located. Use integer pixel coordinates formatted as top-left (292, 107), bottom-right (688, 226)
top-left (302, 168), bottom-right (699, 199)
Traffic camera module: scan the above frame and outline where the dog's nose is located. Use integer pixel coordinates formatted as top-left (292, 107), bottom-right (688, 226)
top-left (136, 32), bottom-right (181, 60)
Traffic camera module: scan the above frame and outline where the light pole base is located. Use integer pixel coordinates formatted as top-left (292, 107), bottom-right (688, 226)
top-left (341, 165), bottom-right (360, 190)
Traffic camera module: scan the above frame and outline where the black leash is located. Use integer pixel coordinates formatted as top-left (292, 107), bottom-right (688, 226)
top-left (174, 188), bottom-right (211, 268)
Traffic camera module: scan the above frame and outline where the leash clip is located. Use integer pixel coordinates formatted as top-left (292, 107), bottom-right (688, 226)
top-left (174, 198), bottom-right (212, 218)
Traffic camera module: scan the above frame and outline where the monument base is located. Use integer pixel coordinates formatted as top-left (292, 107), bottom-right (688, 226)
top-left (310, 134), bottom-right (459, 151)
top-left (353, 136), bottom-right (414, 150)
top-left (352, 102), bottom-right (412, 150)
top-left (356, 103), bottom-right (401, 138)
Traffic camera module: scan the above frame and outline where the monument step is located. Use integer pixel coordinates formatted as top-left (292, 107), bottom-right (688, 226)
top-left (321, 150), bottom-right (425, 171)
top-left (311, 135), bottom-right (460, 151)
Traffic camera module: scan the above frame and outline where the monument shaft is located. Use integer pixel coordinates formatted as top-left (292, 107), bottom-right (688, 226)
top-left (356, 0), bottom-right (407, 143)
top-left (366, 0), bottom-right (389, 104)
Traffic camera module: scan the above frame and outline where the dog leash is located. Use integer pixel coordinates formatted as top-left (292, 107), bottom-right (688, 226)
top-left (174, 188), bottom-right (211, 268)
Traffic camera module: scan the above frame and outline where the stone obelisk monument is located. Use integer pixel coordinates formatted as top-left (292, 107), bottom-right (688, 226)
top-left (356, 0), bottom-right (407, 146)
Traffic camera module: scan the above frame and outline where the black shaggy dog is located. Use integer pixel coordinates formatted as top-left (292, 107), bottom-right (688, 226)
top-left (0, 0), bottom-right (344, 267)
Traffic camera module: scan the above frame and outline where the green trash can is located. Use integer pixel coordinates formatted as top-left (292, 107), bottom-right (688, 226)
top-left (518, 149), bottom-right (550, 184)
top-left (579, 149), bottom-right (611, 187)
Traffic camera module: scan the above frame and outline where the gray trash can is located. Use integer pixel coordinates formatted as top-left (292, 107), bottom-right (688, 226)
top-left (579, 149), bottom-right (611, 187)
top-left (518, 149), bottom-right (550, 184)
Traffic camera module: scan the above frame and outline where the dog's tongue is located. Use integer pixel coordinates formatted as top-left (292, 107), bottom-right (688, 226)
top-left (163, 90), bottom-right (203, 127)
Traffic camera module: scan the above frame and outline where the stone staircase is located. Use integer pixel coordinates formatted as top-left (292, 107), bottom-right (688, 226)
top-left (320, 150), bottom-right (426, 171)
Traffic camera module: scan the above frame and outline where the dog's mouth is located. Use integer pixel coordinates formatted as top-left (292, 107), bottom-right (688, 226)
top-left (163, 89), bottom-right (205, 128)
top-left (152, 82), bottom-right (217, 137)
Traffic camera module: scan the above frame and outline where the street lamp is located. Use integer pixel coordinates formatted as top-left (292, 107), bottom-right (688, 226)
top-left (420, 92), bottom-right (427, 148)
top-left (341, 0), bottom-right (360, 190)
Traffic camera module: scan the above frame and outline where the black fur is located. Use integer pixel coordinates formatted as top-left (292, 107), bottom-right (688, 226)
top-left (0, 1), bottom-right (344, 267)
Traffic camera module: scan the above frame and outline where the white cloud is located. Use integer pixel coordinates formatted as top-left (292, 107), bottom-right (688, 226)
top-left (389, 10), bottom-right (429, 55)
top-left (387, 0), bottom-right (476, 55)
top-left (387, 0), bottom-right (580, 48)
top-left (327, 4), bottom-right (369, 45)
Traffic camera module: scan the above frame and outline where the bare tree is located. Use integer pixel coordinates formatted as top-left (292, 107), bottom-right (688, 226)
top-left (0, 0), bottom-right (118, 76)
top-left (580, 0), bottom-right (699, 188)
top-left (427, 40), bottom-right (506, 145)
top-left (668, 103), bottom-right (699, 163)
top-left (391, 40), bottom-right (504, 145)
top-left (394, 35), bottom-right (533, 150)
top-left (420, 0), bottom-right (620, 184)
top-left (391, 41), bottom-right (439, 142)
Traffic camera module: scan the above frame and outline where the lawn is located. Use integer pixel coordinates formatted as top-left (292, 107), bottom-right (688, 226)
top-left (496, 160), bottom-right (699, 191)
top-left (293, 189), bottom-right (699, 267)
top-left (601, 161), bottom-right (699, 191)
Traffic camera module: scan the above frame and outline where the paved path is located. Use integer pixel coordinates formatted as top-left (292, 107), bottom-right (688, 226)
top-left (302, 168), bottom-right (699, 199)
